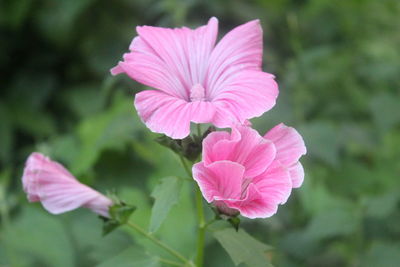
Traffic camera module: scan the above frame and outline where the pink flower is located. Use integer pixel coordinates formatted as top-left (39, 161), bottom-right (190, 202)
top-left (192, 124), bottom-right (306, 219)
top-left (22, 153), bottom-right (113, 217)
top-left (111, 17), bottom-right (278, 139)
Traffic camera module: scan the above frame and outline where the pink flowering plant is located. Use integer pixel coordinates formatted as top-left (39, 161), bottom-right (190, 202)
top-left (22, 18), bottom-right (306, 267)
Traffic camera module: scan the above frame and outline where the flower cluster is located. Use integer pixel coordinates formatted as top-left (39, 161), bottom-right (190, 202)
top-left (22, 17), bottom-right (306, 220)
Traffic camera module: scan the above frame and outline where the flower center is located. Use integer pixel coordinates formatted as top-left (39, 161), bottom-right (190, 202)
top-left (190, 83), bottom-right (206, 102)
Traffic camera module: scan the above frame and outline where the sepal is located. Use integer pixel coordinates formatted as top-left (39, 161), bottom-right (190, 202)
top-left (100, 201), bottom-right (136, 236)
top-left (155, 126), bottom-right (215, 161)
top-left (211, 205), bottom-right (241, 231)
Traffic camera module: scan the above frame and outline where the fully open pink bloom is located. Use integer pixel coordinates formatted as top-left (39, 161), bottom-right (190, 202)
top-left (111, 17), bottom-right (278, 139)
top-left (22, 153), bottom-right (112, 217)
top-left (192, 124), bottom-right (306, 219)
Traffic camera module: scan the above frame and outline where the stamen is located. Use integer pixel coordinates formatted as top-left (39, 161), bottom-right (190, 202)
top-left (190, 83), bottom-right (206, 102)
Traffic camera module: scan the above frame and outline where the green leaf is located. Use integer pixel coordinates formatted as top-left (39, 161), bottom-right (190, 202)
top-left (299, 173), bottom-right (350, 216)
top-left (0, 103), bottom-right (13, 165)
top-left (97, 246), bottom-right (160, 267)
top-left (1, 207), bottom-right (74, 267)
top-left (305, 206), bottom-right (361, 241)
top-left (279, 230), bottom-right (317, 259)
top-left (47, 134), bottom-right (80, 167)
top-left (72, 94), bottom-right (139, 175)
top-left (364, 191), bottom-right (400, 219)
top-left (11, 106), bottom-right (56, 138)
top-left (362, 242), bottom-right (400, 267)
top-left (370, 93), bottom-right (400, 132)
top-left (214, 228), bottom-right (273, 267)
top-left (36, 0), bottom-right (96, 46)
top-left (0, 0), bottom-right (34, 29)
top-left (67, 210), bottom-right (133, 263)
top-left (64, 84), bottom-right (106, 118)
top-left (299, 121), bottom-right (340, 166)
top-left (149, 176), bottom-right (183, 233)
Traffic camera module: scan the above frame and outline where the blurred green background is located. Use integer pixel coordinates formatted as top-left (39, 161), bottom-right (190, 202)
top-left (1, 0), bottom-right (400, 266)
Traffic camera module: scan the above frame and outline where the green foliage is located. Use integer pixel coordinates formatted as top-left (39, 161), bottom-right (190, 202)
top-left (364, 190), bottom-right (400, 219)
top-left (361, 242), bottom-right (400, 267)
top-left (149, 176), bottom-right (183, 233)
top-left (1, 207), bottom-right (75, 267)
top-left (214, 228), bottom-right (273, 267)
top-left (299, 122), bottom-right (339, 166)
top-left (369, 93), bottom-right (400, 133)
top-left (98, 246), bottom-right (161, 267)
top-left (73, 93), bottom-right (139, 175)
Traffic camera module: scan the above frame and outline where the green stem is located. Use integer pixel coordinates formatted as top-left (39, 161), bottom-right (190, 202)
top-left (0, 191), bottom-right (10, 228)
top-left (195, 186), bottom-right (206, 267)
top-left (126, 221), bottom-right (192, 265)
top-left (178, 155), bottom-right (206, 267)
top-left (179, 156), bottom-right (192, 178)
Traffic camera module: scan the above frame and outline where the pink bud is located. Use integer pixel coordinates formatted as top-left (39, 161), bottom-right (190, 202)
top-left (22, 153), bottom-right (113, 217)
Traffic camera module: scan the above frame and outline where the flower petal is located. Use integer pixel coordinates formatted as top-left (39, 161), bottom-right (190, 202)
top-left (207, 127), bottom-right (241, 164)
top-left (243, 140), bottom-right (276, 178)
top-left (22, 152), bottom-right (75, 202)
top-left (206, 19), bottom-right (263, 97)
top-left (263, 123), bottom-right (306, 167)
top-left (112, 44), bottom-right (186, 99)
top-left (212, 70), bottom-right (278, 125)
top-left (210, 101), bottom-right (242, 128)
top-left (192, 161), bottom-right (245, 202)
top-left (134, 90), bottom-right (216, 139)
top-left (223, 162), bottom-right (292, 219)
top-left (202, 131), bottom-right (231, 165)
top-left (288, 162), bottom-right (305, 188)
top-left (224, 184), bottom-right (278, 219)
top-left (38, 179), bottom-right (112, 217)
top-left (188, 100), bottom-right (216, 124)
top-left (113, 17), bottom-right (218, 100)
top-left (208, 126), bottom-right (276, 177)
top-left (22, 153), bottom-right (112, 217)
top-left (252, 161), bottom-right (292, 204)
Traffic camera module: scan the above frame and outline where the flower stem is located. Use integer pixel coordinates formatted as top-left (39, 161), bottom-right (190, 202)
top-left (195, 186), bottom-right (206, 267)
top-left (179, 156), bottom-right (192, 178)
top-left (126, 221), bottom-right (193, 265)
top-left (178, 155), bottom-right (206, 267)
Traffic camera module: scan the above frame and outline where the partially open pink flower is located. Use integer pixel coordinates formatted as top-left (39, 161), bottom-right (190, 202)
top-left (111, 17), bottom-right (278, 139)
top-left (192, 124), bottom-right (306, 219)
top-left (22, 153), bottom-right (112, 217)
